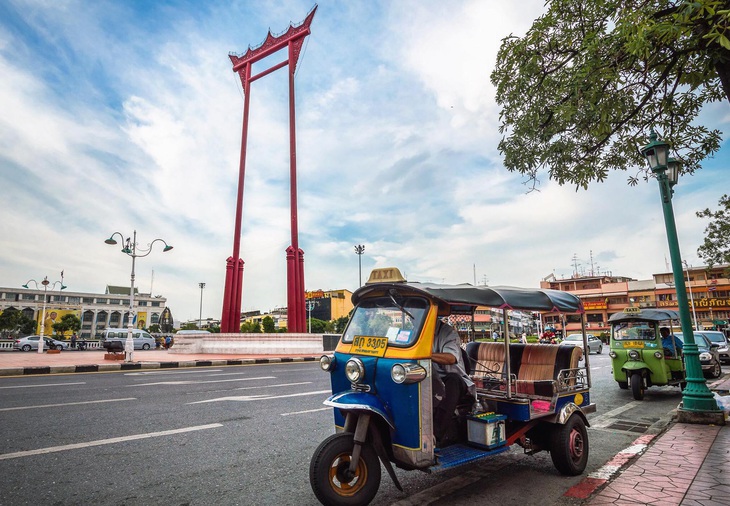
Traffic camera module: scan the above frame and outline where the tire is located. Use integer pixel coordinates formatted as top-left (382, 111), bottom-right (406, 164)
top-left (707, 360), bottom-right (722, 379)
top-left (617, 381), bottom-right (628, 390)
top-left (21, 345), bottom-right (32, 352)
top-left (309, 432), bottom-right (381, 506)
top-left (597, 345), bottom-right (603, 355)
top-left (142, 343), bottom-right (151, 350)
top-left (630, 373), bottom-right (644, 401)
top-left (550, 415), bottom-right (589, 475)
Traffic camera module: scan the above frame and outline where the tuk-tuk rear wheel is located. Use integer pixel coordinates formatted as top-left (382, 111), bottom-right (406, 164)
top-left (630, 373), bottom-right (644, 400)
top-left (309, 433), bottom-right (381, 506)
top-left (549, 414), bottom-right (589, 475)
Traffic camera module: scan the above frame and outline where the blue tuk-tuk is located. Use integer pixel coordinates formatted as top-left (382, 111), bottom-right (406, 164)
top-left (310, 268), bottom-right (595, 505)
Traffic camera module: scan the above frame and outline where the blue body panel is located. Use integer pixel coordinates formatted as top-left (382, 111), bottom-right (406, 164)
top-left (329, 352), bottom-right (425, 450)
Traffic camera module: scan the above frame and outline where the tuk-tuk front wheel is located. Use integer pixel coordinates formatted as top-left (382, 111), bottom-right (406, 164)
top-left (617, 381), bottom-right (628, 390)
top-left (309, 433), bottom-right (381, 506)
top-left (630, 373), bottom-right (644, 400)
top-left (550, 414), bottom-right (589, 475)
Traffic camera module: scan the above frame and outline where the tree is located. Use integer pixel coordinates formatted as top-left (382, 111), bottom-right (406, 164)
top-left (491, 0), bottom-right (728, 189)
top-left (262, 316), bottom-right (276, 333)
top-left (0, 309), bottom-right (36, 338)
top-left (697, 194), bottom-right (730, 267)
top-left (333, 315), bottom-right (350, 334)
top-left (308, 318), bottom-right (328, 334)
top-left (180, 322), bottom-right (200, 330)
top-left (148, 323), bottom-right (161, 333)
top-left (52, 314), bottom-right (81, 339)
top-left (240, 321), bottom-right (262, 333)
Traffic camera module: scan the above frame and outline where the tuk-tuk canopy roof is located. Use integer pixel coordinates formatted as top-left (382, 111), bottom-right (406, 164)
top-left (608, 308), bottom-right (680, 323)
top-left (352, 282), bottom-right (584, 314)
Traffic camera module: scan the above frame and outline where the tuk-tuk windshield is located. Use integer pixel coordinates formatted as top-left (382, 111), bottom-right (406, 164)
top-left (613, 322), bottom-right (656, 341)
top-left (342, 295), bottom-right (429, 347)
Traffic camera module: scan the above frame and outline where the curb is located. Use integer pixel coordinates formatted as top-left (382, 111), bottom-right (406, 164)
top-left (0, 356), bottom-right (318, 377)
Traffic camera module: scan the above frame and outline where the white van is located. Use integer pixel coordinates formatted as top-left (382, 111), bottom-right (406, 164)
top-left (102, 328), bottom-right (156, 350)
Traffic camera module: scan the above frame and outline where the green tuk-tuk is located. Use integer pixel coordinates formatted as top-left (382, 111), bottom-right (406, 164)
top-left (608, 308), bottom-right (684, 400)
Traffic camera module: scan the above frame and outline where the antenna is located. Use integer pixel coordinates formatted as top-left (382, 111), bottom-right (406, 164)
top-left (150, 269), bottom-right (154, 296)
top-left (589, 250), bottom-right (595, 276)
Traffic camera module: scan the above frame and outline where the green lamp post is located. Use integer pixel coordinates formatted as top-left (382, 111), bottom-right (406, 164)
top-left (640, 130), bottom-right (723, 424)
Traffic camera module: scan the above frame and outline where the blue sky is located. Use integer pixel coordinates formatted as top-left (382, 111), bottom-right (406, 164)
top-left (1, 0), bottom-right (728, 322)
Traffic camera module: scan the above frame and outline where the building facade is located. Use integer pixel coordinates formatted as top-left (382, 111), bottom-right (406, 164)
top-left (0, 284), bottom-right (167, 339)
top-left (539, 264), bottom-right (730, 336)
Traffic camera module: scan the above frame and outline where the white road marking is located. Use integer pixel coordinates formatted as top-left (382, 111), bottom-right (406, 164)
top-left (0, 382), bottom-right (86, 389)
top-left (589, 400), bottom-right (643, 428)
top-left (0, 397), bottom-right (136, 412)
top-left (281, 407), bottom-right (330, 416)
top-left (132, 376), bottom-right (275, 386)
top-left (188, 389), bottom-right (331, 404)
top-left (0, 423), bottom-right (223, 461)
top-left (234, 381), bottom-right (312, 391)
top-left (125, 369), bottom-right (223, 376)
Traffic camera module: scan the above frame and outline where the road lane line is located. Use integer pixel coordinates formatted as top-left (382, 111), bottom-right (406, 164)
top-left (589, 400), bottom-right (643, 428)
top-left (126, 370), bottom-right (224, 376)
top-left (0, 397), bottom-right (137, 412)
top-left (132, 376), bottom-right (275, 386)
top-left (235, 381), bottom-right (312, 391)
top-left (189, 389), bottom-right (330, 404)
top-left (0, 423), bottom-right (223, 461)
top-left (0, 382), bottom-right (86, 389)
top-left (281, 407), bottom-right (331, 416)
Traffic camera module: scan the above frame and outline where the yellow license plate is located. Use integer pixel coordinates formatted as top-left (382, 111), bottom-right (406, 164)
top-left (350, 336), bottom-right (388, 357)
top-left (623, 341), bottom-right (645, 349)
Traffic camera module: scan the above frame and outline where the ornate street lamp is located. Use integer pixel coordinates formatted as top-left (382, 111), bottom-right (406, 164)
top-left (23, 274), bottom-right (66, 353)
top-left (639, 130), bottom-right (722, 423)
top-left (354, 245), bottom-right (365, 287)
top-left (105, 231), bottom-right (173, 362)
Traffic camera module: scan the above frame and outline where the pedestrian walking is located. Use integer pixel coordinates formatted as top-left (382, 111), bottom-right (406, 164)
top-left (71, 333), bottom-right (77, 349)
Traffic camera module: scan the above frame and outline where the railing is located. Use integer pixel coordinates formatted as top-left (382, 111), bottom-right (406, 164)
top-left (0, 339), bottom-right (103, 351)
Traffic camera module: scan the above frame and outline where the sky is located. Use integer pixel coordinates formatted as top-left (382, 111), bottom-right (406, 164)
top-left (0, 0), bottom-right (728, 323)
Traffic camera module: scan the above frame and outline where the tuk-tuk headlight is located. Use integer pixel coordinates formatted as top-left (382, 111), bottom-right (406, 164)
top-left (391, 363), bottom-right (427, 384)
top-left (345, 358), bottom-right (365, 384)
top-left (654, 351), bottom-right (663, 359)
top-left (609, 351), bottom-right (617, 359)
top-left (319, 354), bottom-right (335, 372)
top-left (628, 350), bottom-right (640, 360)
top-left (699, 352), bottom-right (711, 361)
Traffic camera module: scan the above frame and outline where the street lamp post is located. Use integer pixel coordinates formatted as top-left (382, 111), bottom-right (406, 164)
top-left (23, 274), bottom-right (66, 353)
top-left (306, 300), bottom-right (316, 333)
top-left (105, 230), bottom-right (173, 362)
top-left (354, 245), bottom-right (365, 287)
top-left (640, 130), bottom-right (722, 423)
top-left (198, 282), bottom-right (206, 329)
top-left (683, 261), bottom-right (699, 331)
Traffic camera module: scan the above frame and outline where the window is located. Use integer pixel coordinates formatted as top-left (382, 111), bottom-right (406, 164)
top-left (342, 296), bottom-right (429, 347)
top-left (138, 301), bottom-right (148, 306)
top-left (110, 299), bottom-right (122, 305)
top-left (151, 301), bottom-right (161, 307)
top-left (22, 293), bottom-right (35, 300)
top-left (68, 297), bottom-right (80, 304)
top-left (82, 297), bottom-right (94, 303)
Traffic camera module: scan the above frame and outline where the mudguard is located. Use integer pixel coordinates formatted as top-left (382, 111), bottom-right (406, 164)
top-left (621, 361), bottom-right (649, 373)
top-left (325, 391), bottom-right (395, 429)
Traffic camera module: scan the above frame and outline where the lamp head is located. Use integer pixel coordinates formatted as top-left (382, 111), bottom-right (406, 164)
top-left (41, 278), bottom-right (50, 287)
top-left (640, 129), bottom-right (670, 172)
top-left (104, 237), bottom-right (118, 245)
top-left (163, 245), bottom-right (173, 252)
top-left (121, 247), bottom-right (132, 254)
top-left (22, 284), bottom-right (29, 289)
top-left (666, 157), bottom-right (680, 187)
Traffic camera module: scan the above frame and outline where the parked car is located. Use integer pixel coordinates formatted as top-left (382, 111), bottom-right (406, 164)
top-left (561, 333), bottom-right (603, 354)
top-left (13, 335), bottom-right (69, 352)
top-left (675, 332), bottom-right (723, 378)
top-left (696, 331), bottom-right (729, 364)
top-left (101, 329), bottom-right (156, 351)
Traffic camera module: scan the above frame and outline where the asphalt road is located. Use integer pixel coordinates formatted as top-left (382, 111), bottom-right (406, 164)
top-left (0, 354), bottom-right (715, 506)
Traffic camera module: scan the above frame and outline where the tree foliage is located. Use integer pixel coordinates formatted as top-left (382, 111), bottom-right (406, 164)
top-left (262, 316), bottom-right (276, 333)
top-left (491, 0), bottom-right (728, 189)
top-left (52, 314), bottom-right (81, 338)
top-left (696, 194), bottom-right (730, 267)
top-left (0, 309), bottom-right (36, 338)
top-left (240, 320), bottom-right (262, 333)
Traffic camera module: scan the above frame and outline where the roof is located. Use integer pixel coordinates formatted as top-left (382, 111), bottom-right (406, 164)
top-left (352, 282), bottom-right (583, 314)
top-left (105, 285), bottom-right (139, 296)
top-left (608, 308), bottom-right (680, 323)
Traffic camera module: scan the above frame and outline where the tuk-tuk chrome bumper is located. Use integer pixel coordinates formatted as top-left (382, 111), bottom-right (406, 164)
top-left (324, 391), bottom-right (395, 429)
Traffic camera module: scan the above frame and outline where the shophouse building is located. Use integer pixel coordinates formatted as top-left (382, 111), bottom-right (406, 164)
top-left (538, 264), bottom-right (730, 336)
